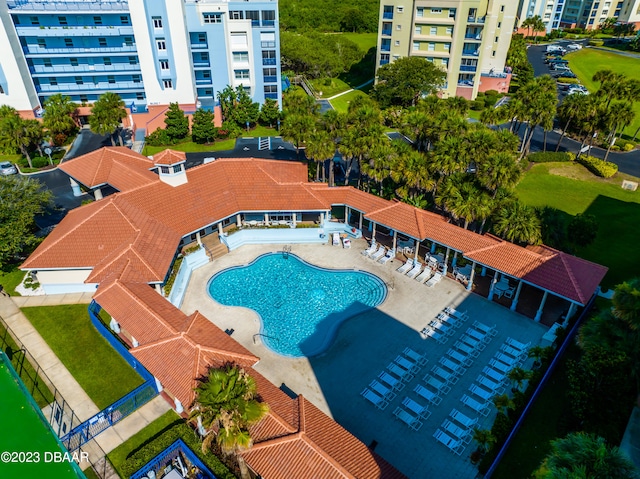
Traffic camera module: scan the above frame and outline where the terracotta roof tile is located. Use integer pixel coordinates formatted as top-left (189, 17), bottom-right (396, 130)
top-left (152, 149), bottom-right (186, 165)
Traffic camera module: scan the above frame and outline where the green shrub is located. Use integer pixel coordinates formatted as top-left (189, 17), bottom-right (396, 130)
top-left (470, 100), bottom-right (485, 111)
top-left (146, 128), bottom-right (174, 147)
top-left (623, 143), bottom-right (635, 152)
top-left (31, 156), bottom-right (49, 168)
top-left (610, 145), bottom-right (621, 151)
top-left (615, 138), bottom-right (636, 151)
top-left (557, 77), bottom-right (579, 84)
top-left (577, 155), bottom-right (618, 178)
top-left (588, 39), bottom-right (604, 46)
top-left (117, 419), bottom-right (235, 479)
top-left (528, 151), bottom-right (573, 163)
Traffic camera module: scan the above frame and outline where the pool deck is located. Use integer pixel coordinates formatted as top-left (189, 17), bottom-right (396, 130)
top-left (181, 240), bottom-right (549, 479)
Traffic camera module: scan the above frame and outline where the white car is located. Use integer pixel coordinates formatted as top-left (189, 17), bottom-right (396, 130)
top-left (566, 43), bottom-right (583, 50)
top-left (568, 86), bottom-right (589, 95)
top-left (0, 161), bottom-right (18, 175)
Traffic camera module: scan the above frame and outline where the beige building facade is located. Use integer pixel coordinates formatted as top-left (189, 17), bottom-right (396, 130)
top-left (376, 0), bottom-right (517, 100)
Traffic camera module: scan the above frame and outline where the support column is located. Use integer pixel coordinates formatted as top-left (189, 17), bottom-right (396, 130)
top-left (94, 187), bottom-right (103, 200)
top-left (466, 262), bottom-right (476, 291)
top-left (452, 251), bottom-right (458, 267)
top-left (372, 223), bottom-right (376, 241)
top-left (392, 231), bottom-right (397, 252)
top-left (218, 223), bottom-right (223, 235)
top-left (431, 243), bottom-right (436, 254)
top-left (155, 284), bottom-right (162, 295)
top-left (510, 280), bottom-right (524, 311)
top-left (481, 266), bottom-right (487, 277)
top-left (320, 212), bottom-right (325, 224)
top-left (236, 214), bottom-right (242, 228)
top-left (264, 213), bottom-right (269, 223)
top-left (196, 231), bottom-right (202, 246)
top-left (443, 247), bottom-right (450, 275)
top-left (174, 399), bottom-right (184, 413)
top-left (346, 206), bottom-right (351, 225)
top-left (154, 377), bottom-right (163, 393)
top-left (534, 291), bottom-right (549, 322)
top-left (292, 213), bottom-right (297, 227)
top-left (358, 212), bottom-right (363, 230)
top-left (562, 302), bottom-right (578, 327)
top-left (69, 178), bottom-right (82, 197)
top-left (488, 272), bottom-right (498, 301)
top-left (414, 239), bottom-right (419, 261)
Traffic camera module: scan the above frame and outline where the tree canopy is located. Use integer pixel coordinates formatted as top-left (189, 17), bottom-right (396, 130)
top-left (89, 92), bottom-right (126, 146)
top-left (0, 175), bottom-right (53, 268)
top-left (190, 108), bottom-right (216, 144)
top-left (373, 57), bottom-right (447, 108)
top-left (43, 94), bottom-right (78, 146)
top-left (279, 0), bottom-right (379, 33)
top-left (164, 103), bottom-right (190, 142)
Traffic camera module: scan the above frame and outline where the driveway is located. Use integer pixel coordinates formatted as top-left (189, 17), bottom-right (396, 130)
top-left (29, 168), bottom-right (88, 230)
top-left (65, 127), bottom-right (112, 160)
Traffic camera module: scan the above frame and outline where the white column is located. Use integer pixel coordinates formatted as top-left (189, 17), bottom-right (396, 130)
top-left (392, 231), bottom-right (397, 252)
top-left (466, 262), bottom-right (476, 291)
top-left (292, 213), bottom-right (297, 227)
top-left (414, 239), bottom-right (419, 261)
top-left (236, 214), bottom-right (242, 228)
top-left (481, 266), bottom-right (487, 277)
top-left (264, 213), bottom-right (269, 223)
top-left (510, 280), bottom-right (524, 311)
top-left (488, 272), bottom-right (498, 300)
top-left (372, 223), bottom-right (377, 242)
top-left (320, 212), bottom-right (325, 223)
top-left (154, 377), bottom-right (163, 392)
top-left (196, 231), bottom-right (202, 245)
top-left (132, 337), bottom-right (139, 347)
top-left (443, 247), bottom-right (450, 274)
top-left (155, 284), bottom-right (162, 294)
top-left (534, 291), bottom-right (549, 322)
top-left (431, 243), bottom-right (436, 254)
top-left (358, 212), bottom-right (363, 230)
top-left (94, 187), bottom-right (103, 200)
top-left (69, 178), bottom-right (82, 197)
top-left (345, 206), bottom-right (350, 225)
top-left (562, 302), bottom-right (578, 327)
top-left (218, 223), bottom-right (223, 235)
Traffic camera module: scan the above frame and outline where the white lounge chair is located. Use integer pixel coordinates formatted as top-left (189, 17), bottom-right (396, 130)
top-left (332, 232), bottom-right (340, 246)
top-left (468, 383), bottom-right (494, 402)
top-left (396, 259), bottom-right (414, 274)
top-left (423, 374), bottom-right (451, 395)
top-left (421, 327), bottom-right (448, 344)
top-left (447, 349), bottom-right (473, 368)
top-left (454, 340), bottom-right (480, 358)
top-left (378, 248), bottom-right (395, 264)
top-left (406, 262), bottom-right (423, 279)
top-left (369, 380), bottom-right (397, 401)
top-left (460, 394), bottom-right (490, 416)
top-left (473, 321), bottom-right (498, 337)
top-left (387, 363), bottom-right (414, 382)
top-left (489, 358), bottom-right (512, 374)
top-left (482, 366), bottom-right (507, 384)
top-left (441, 419), bottom-right (472, 444)
top-left (431, 365), bottom-right (459, 385)
top-left (439, 357), bottom-right (466, 376)
top-left (362, 243), bottom-right (377, 256)
top-left (415, 268), bottom-right (432, 283)
top-left (445, 307), bottom-right (469, 322)
top-left (460, 334), bottom-right (485, 352)
top-left (378, 371), bottom-right (405, 391)
top-left (495, 352), bottom-right (522, 368)
top-left (434, 429), bottom-right (465, 455)
top-left (500, 344), bottom-right (524, 359)
top-left (370, 246), bottom-right (386, 261)
top-left (414, 384), bottom-right (442, 406)
top-left (505, 337), bottom-right (531, 353)
top-left (403, 347), bottom-right (428, 366)
top-left (402, 397), bottom-right (431, 419)
top-left (393, 407), bottom-right (423, 431)
top-left (449, 408), bottom-right (478, 429)
top-left (425, 272), bottom-right (443, 287)
top-left (342, 238), bottom-right (351, 248)
top-left (395, 355), bottom-right (421, 374)
top-left (361, 388), bottom-right (388, 410)
top-left (476, 374), bottom-right (505, 394)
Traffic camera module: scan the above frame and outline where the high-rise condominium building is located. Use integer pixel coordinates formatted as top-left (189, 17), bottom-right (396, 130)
top-left (561, 0), bottom-right (628, 28)
top-left (376, 0), bottom-right (518, 100)
top-left (516, 0), bottom-right (567, 32)
top-left (0, 0), bottom-right (281, 115)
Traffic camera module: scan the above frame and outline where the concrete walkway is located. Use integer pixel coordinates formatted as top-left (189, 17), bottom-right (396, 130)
top-left (0, 293), bottom-right (172, 467)
top-left (326, 79), bottom-right (374, 100)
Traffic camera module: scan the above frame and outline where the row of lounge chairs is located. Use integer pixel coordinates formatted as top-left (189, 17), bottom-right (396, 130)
top-left (396, 259), bottom-right (444, 287)
top-left (433, 408), bottom-right (479, 455)
top-left (420, 307), bottom-right (469, 342)
top-left (362, 243), bottom-right (395, 264)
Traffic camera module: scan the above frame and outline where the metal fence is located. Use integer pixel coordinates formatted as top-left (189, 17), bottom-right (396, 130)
top-left (484, 293), bottom-right (598, 477)
top-left (130, 439), bottom-right (219, 479)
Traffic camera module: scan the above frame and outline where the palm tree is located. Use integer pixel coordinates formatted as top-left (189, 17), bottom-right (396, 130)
top-left (507, 367), bottom-right (532, 393)
top-left (532, 16), bottom-right (546, 43)
top-left (527, 345), bottom-right (550, 369)
top-left (534, 432), bottom-right (638, 479)
top-left (0, 108), bottom-right (43, 168)
top-left (521, 16), bottom-right (536, 38)
top-left (190, 365), bottom-right (269, 479)
top-left (493, 200), bottom-right (542, 245)
top-left (89, 92), bottom-right (127, 146)
top-left (477, 152), bottom-right (522, 198)
top-left (492, 393), bottom-right (515, 415)
top-left (604, 102), bottom-right (635, 161)
top-left (43, 94), bottom-right (78, 144)
top-left (281, 113), bottom-right (315, 159)
top-left (612, 278), bottom-right (640, 330)
top-left (555, 93), bottom-right (585, 152)
top-left (479, 106), bottom-right (504, 127)
top-left (472, 428), bottom-right (496, 454)
top-left (306, 128), bottom-right (334, 182)
top-left (448, 180), bottom-right (481, 229)
top-left (515, 76), bottom-right (557, 159)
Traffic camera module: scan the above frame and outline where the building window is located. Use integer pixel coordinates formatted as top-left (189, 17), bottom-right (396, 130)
top-left (428, 43), bottom-right (435, 51)
top-left (413, 41), bottom-right (419, 51)
top-left (50, 78), bottom-right (57, 86)
top-left (417, 7), bottom-right (424, 17)
top-left (501, 5), bottom-right (505, 12)
top-left (161, 166), bottom-right (170, 174)
top-left (30, 16), bottom-right (39, 25)
top-left (69, 57), bottom-right (78, 66)
top-left (43, 59), bottom-right (51, 67)
top-left (108, 75), bottom-right (115, 84)
top-left (247, 10), bottom-right (260, 24)
top-left (492, 50), bottom-right (496, 57)
top-left (395, 40), bottom-right (400, 46)
top-left (263, 67), bottom-right (277, 80)
top-left (173, 165), bottom-right (182, 174)
top-left (203, 13), bottom-right (222, 24)
top-left (262, 50), bottom-right (276, 64)
top-left (396, 24), bottom-right (401, 30)
top-left (64, 38), bottom-right (73, 47)
top-left (397, 6), bottom-right (404, 13)
top-left (121, 16), bottom-right (129, 25)
top-left (495, 36), bottom-right (499, 42)
top-left (157, 39), bottom-right (166, 51)
top-left (38, 38), bottom-right (46, 48)
top-left (94, 16), bottom-right (102, 26)
top-left (260, 31), bottom-right (276, 48)
top-left (233, 51), bottom-right (249, 62)
top-left (261, 10), bottom-right (275, 25)
top-left (430, 26), bottom-right (437, 35)
top-left (152, 16), bottom-right (162, 28)
top-left (449, 8), bottom-right (456, 18)
top-left (129, 56), bottom-right (137, 65)
top-left (160, 60), bottom-right (169, 70)
top-left (136, 92), bottom-right (144, 100)
top-left (103, 57), bottom-right (111, 65)
top-left (133, 75), bottom-right (141, 83)
top-left (58, 16), bottom-right (67, 25)
top-left (124, 37), bottom-right (133, 46)
top-left (163, 79), bottom-right (173, 88)
top-left (231, 32), bottom-right (248, 47)
top-left (98, 37), bottom-right (107, 47)
top-left (446, 27), bottom-right (453, 34)
top-left (229, 11), bottom-right (244, 20)
top-left (75, 77), bottom-right (83, 85)
top-left (264, 85), bottom-right (277, 95)
top-left (415, 26), bottom-right (420, 34)
top-left (431, 8), bottom-right (442, 14)
top-left (203, 70), bottom-right (211, 79)
top-left (444, 43), bottom-right (450, 50)
top-left (497, 21), bottom-right (501, 28)
top-left (235, 69), bottom-right (250, 79)
top-left (79, 95), bottom-right (88, 103)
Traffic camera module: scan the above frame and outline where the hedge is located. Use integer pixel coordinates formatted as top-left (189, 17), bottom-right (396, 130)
top-left (577, 155), bottom-right (618, 178)
top-left (588, 39), bottom-right (604, 46)
top-left (528, 151), bottom-right (574, 163)
top-left (556, 78), bottom-right (579, 84)
top-left (116, 418), bottom-right (236, 479)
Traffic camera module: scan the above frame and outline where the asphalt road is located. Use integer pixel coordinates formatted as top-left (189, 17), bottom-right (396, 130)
top-left (65, 127), bottom-right (112, 160)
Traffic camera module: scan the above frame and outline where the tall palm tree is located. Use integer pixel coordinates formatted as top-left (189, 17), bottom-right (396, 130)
top-left (306, 128), bottom-right (334, 182)
top-left (492, 393), bottom-right (515, 415)
top-left (555, 93), bottom-right (585, 152)
top-left (477, 152), bottom-right (522, 198)
top-left (89, 92), bottom-right (126, 146)
top-left (448, 180), bottom-right (481, 229)
top-left (515, 76), bottom-right (557, 159)
top-left (0, 109), bottom-right (43, 168)
top-left (534, 432), bottom-right (638, 479)
top-left (43, 94), bottom-right (78, 143)
top-left (190, 365), bottom-right (269, 479)
top-left (479, 106), bottom-right (504, 127)
top-left (604, 102), bottom-right (635, 161)
top-left (507, 367), bottom-right (532, 392)
top-left (281, 113), bottom-right (315, 159)
top-left (472, 428), bottom-right (496, 454)
top-left (493, 200), bottom-right (542, 245)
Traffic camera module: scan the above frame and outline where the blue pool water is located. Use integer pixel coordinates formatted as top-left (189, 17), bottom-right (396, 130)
top-left (207, 253), bottom-right (387, 357)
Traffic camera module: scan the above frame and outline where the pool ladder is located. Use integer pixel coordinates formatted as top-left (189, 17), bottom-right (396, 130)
top-left (282, 245), bottom-right (292, 258)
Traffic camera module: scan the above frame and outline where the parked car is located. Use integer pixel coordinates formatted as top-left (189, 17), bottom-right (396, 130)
top-left (568, 85), bottom-right (589, 95)
top-left (553, 72), bottom-right (577, 79)
top-left (546, 45), bottom-right (566, 53)
top-left (545, 56), bottom-right (565, 64)
top-left (0, 161), bottom-right (17, 175)
top-left (566, 43), bottom-right (583, 50)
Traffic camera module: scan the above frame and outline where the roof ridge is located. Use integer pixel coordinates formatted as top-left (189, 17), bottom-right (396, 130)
top-left (116, 282), bottom-right (179, 335)
top-left (557, 252), bottom-right (584, 303)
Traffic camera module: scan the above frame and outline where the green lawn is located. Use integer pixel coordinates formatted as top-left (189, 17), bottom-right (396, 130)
top-left (336, 32), bottom-right (378, 53)
top-left (566, 48), bottom-right (640, 138)
top-left (515, 162), bottom-right (640, 288)
top-left (22, 304), bottom-right (144, 409)
top-left (0, 264), bottom-right (25, 296)
top-left (329, 89), bottom-right (369, 113)
top-left (467, 109), bottom-right (482, 121)
top-left (308, 77), bottom-right (353, 98)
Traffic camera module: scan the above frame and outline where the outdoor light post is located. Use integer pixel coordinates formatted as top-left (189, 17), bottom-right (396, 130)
top-left (44, 147), bottom-right (52, 165)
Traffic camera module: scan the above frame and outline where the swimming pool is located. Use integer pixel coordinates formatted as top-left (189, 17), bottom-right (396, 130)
top-left (0, 353), bottom-right (85, 479)
top-left (208, 253), bottom-right (387, 357)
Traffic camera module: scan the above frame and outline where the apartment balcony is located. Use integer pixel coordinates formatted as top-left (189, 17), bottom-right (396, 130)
top-left (383, 12), bottom-right (393, 19)
top-left (7, 0), bottom-right (128, 12)
top-left (461, 49), bottom-right (480, 57)
top-left (24, 45), bottom-right (137, 56)
top-left (381, 29), bottom-right (392, 36)
top-left (265, 92), bottom-right (278, 99)
top-left (380, 40), bottom-right (391, 52)
top-left (15, 25), bottom-right (134, 37)
top-left (35, 81), bottom-right (142, 93)
top-left (467, 16), bottom-right (486, 24)
top-left (30, 63), bottom-right (140, 75)
top-left (190, 43), bottom-right (208, 50)
top-left (261, 20), bottom-right (275, 27)
top-left (192, 61), bottom-right (210, 69)
top-left (195, 78), bottom-right (212, 85)
top-left (459, 65), bottom-right (477, 72)
top-left (457, 80), bottom-right (474, 87)
top-left (262, 58), bottom-right (276, 66)
top-left (263, 76), bottom-right (278, 83)
top-left (380, 58), bottom-right (390, 65)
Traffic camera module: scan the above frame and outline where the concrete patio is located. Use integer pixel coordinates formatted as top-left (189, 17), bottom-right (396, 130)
top-left (180, 239), bottom-right (549, 479)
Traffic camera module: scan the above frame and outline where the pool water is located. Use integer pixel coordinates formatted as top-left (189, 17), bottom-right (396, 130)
top-left (0, 354), bottom-right (84, 479)
top-left (208, 253), bottom-right (387, 357)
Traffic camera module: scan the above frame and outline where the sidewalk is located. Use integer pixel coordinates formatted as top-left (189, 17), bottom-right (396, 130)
top-left (0, 294), bottom-right (172, 461)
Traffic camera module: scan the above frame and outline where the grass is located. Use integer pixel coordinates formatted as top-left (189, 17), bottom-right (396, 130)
top-left (308, 77), bottom-right (352, 98)
top-left (0, 321), bottom-right (54, 408)
top-left (467, 109), bottom-right (482, 121)
top-left (142, 126), bottom-right (278, 156)
top-left (22, 304), bottom-right (144, 409)
top-left (0, 264), bottom-right (25, 296)
top-left (329, 89), bottom-right (370, 113)
top-left (493, 343), bottom-right (580, 479)
top-left (515, 162), bottom-right (640, 288)
top-left (566, 48), bottom-right (640, 138)
top-left (336, 32), bottom-right (378, 53)
top-left (107, 410), bottom-right (180, 475)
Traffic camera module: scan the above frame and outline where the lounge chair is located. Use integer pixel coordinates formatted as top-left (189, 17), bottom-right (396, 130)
top-left (378, 371), bottom-right (405, 391)
top-left (441, 419), bottom-right (472, 444)
top-left (369, 380), bottom-right (397, 401)
top-left (425, 272), bottom-right (443, 287)
top-left (431, 365), bottom-right (458, 385)
top-left (414, 384), bottom-right (442, 406)
top-left (393, 407), bottom-right (423, 431)
top-left (447, 348), bottom-right (473, 368)
top-left (361, 388), bottom-right (389, 410)
top-left (473, 321), bottom-right (498, 337)
top-left (489, 358), bottom-right (511, 374)
top-left (433, 429), bottom-right (465, 455)
top-left (482, 366), bottom-right (507, 384)
top-left (332, 232), bottom-right (340, 246)
top-left (378, 248), bottom-right (395, 264)
top-left (423, 374), bottom-right (451, 395)
top-left (370, 245), bottom-right (386, 261)
top-left (421, 327), bottom-right (448, 344)
top-left (395, 355), bottom-right (421, 374)
top-left (396, 259), bottom-right (414, 274)
top-left (406, 262), bottom-right (423, 279)
top-left (460, 394), bottom-right (490, 416)
top-left (342, 238), bottom-right (351, 248)
top-left (476, 374), bottom-right (505, 394)
top-left (505, 337), bottom-right (531, 353)
top-left (415, 268), bottom-right (432, 283)
top-left (449, 408), bottom-right (478, 429)
top-left (403, 347), bottom-right (428, 366)
top-left (444, 307), bottom-right (469, 322)
top-left (387, 362), bottom-right (414, 382)
top-left (362, 243), bottom-right (377, 256)
top-left (468, 384), bottom-right (493, 402)
top-left (402, 397), bottom-right (431, 419)
top-left (454, 340), bottom-right (480, 358)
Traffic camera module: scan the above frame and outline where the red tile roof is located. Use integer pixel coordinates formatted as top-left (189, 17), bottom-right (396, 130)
top-left (152, 149), bottom-right (186, 165)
